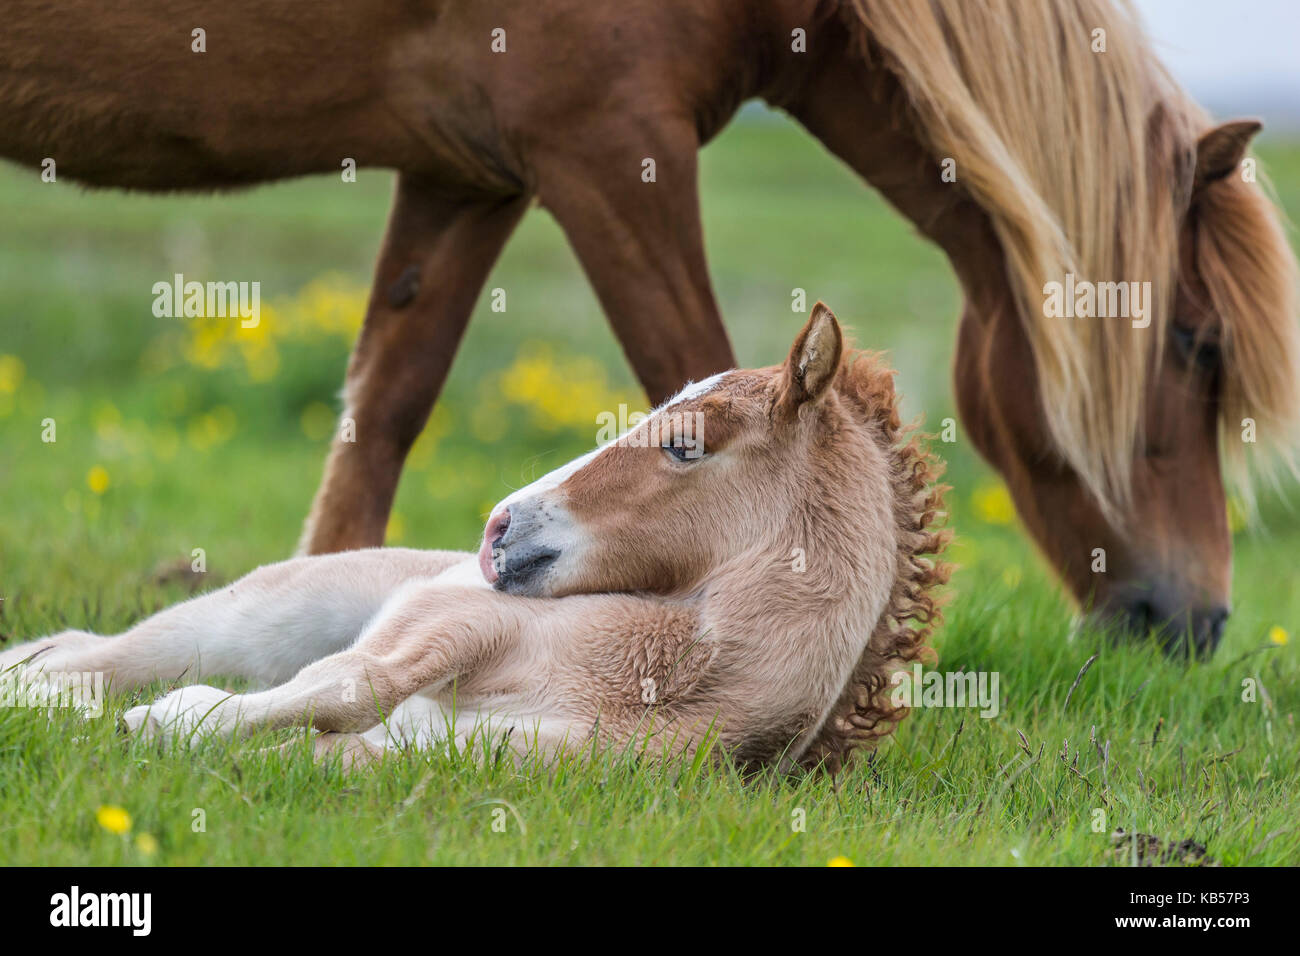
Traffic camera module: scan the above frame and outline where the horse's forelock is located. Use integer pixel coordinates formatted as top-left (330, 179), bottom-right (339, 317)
top-left (1197, 177), bottom-right (1300, 503)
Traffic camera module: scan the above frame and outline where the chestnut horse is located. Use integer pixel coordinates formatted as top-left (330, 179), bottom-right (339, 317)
top-left (0, 306), bottom-right (949, 772)
top-left (2, 0), bottom-right (1296, 654)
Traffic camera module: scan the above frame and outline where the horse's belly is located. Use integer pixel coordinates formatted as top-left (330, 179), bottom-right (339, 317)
top-left (0, 2), bottom-right (433, 188)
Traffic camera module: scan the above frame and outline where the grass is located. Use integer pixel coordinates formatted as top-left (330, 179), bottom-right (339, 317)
top-left (1, 115), bottom-right (1298, 866)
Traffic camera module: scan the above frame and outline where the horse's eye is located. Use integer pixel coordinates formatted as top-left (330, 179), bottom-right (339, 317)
top-left (1193, 341), bottom-right (1222, 371)
top-left (663, 442), bottom-right (704, 463)
top-left (1171, 323), bottom-right (1222, 372)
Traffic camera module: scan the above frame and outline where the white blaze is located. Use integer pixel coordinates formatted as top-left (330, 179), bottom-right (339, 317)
top-left (490, 371), bottom-right (731, 513)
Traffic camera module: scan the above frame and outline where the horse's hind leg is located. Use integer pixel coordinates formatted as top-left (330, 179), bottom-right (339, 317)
top-left (0, 548), bottom-right (464, 691)
top-left (535, 118), bottom-right (736, 404)
top-left (299, 177), bottom-right (529, 555)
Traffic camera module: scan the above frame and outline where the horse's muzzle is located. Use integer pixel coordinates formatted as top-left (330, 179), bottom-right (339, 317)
top-left (1099, 589), bottom-right (1230, 658)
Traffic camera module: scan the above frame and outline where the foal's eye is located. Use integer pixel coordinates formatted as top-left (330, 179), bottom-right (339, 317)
top-left (1171, 323), bottom-right (1222, 372)
top-left (663, 442), bottom-right (704, 463)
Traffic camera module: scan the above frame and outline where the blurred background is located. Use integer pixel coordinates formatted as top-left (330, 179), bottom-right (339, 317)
top-left (1136, 0), bottom-right (1300, 129)
top-left (0, 2), bottom-right (1297, 650)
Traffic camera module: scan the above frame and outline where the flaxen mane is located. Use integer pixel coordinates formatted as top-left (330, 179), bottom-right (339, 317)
top-left (801, 353), bottom-right (951, 773)
top-left (846, 0), bottom-right (1300, 517)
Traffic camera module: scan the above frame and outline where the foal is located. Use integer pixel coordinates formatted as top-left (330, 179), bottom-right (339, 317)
top-left (0, 305), bottom-right (948, 771)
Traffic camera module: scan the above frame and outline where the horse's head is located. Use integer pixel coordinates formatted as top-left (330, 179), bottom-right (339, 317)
top-left (957, 120), bottom-right (1299, 657)
top-left (478, 303), bottom-right (921, 608)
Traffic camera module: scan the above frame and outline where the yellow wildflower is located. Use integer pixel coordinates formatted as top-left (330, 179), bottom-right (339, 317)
top-left (86, 465), bottom-right (110, 495)
top-left (93, 401), bottom-right (122, 441)
top-left (972, 483), bottom-right (1015, 525)
top-left (0, 354), bottom-right (25, 393)
top-left (96, 805), bottom-right (131, 835)
top-left (134, 833), bottom-right (159, 856)
top-left (1227, 497), bottom-right (1247, 535)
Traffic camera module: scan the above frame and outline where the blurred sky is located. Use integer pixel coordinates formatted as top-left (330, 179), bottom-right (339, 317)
top-left (743, 2), bottom-right (1300, 132)
top-left (1136, 0), bottom-right (1300, 130)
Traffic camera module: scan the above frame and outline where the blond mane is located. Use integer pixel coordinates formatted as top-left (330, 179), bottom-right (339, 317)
top-left (845, 0), bottom-right (1300, 517)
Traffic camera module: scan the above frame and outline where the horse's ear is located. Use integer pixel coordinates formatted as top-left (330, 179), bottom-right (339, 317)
top-left (1194, 119), bottom-right (1261, 188)
top-left (779, 301), bottom-right (843, 415)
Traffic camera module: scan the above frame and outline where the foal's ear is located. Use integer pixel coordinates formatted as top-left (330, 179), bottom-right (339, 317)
top-left (1194, 119), bottom-right (1262, 188)
top-left (779, 301), bottom-right (843, 415)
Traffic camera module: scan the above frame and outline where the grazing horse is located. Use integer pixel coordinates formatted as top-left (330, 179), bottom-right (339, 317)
top-left (0, 306), bottom-right (950, 772)
top-left (2, 1), bottom-right (1296, 654)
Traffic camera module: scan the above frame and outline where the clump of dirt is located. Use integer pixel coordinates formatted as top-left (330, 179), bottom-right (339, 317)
top-left (150, 557), bottom-right (224, 593)
top-left (1110, 829), bottom-right (1219, 866)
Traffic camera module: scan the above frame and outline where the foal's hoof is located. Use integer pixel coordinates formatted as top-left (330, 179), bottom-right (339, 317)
top-left (119, 707), bottom-right (160, 739)
top-left (121, 686), bottom-right (235, 743)
top-left (120, 697), bottom-right (177, 739)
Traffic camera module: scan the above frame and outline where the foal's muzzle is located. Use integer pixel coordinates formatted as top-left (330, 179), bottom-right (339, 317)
top-left (479, 504), bottom-right (561, 595)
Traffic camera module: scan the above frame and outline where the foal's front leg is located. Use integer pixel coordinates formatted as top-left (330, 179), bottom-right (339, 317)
top-left (122, 583), bottom-right (523, 744)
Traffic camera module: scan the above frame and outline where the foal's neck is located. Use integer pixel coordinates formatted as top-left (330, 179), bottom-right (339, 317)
top-left (691, 458), bottom-right (899, 709)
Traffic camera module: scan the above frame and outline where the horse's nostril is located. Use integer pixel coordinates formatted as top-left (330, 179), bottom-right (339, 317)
top-left (486, 507), bottom-right (511, 546)
top-left (1122, 598), bottom-right (1154, 635)
top-left (1194, 605), bottom-right (1230, 655)
top-left (1105, 591), bottom-right (1229, 658)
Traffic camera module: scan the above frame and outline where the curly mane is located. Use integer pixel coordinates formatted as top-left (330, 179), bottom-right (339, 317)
top-left (799, 352), bottom-right (952, 774)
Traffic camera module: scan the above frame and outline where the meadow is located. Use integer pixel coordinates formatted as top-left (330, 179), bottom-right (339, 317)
top-left (0, 116), bottom-right (1297, 866)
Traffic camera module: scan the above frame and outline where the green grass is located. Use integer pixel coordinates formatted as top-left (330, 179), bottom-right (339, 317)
top-left (1, 116), bottom-right (1298, 866)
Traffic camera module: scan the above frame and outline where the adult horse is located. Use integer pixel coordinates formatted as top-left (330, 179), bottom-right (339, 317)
top-left (3, 0), bottom-right (1296, 654)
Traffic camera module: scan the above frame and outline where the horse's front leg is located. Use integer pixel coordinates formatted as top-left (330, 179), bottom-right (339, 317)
top-left (299, 177), bottom-right (529, 555)
top-left (535, 117), bottom-right (736, 404)
top-left (121, 583), bottom-right (522, 745)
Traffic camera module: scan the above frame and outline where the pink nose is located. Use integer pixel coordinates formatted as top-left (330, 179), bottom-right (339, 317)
top-left (485, 508), bottom-right (510, 545)
top-left (478, 508), bottom-right (510, 585)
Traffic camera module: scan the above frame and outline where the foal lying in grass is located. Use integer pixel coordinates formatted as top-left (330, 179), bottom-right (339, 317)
top-left (2, 305), bottom-right (949, 771)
